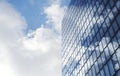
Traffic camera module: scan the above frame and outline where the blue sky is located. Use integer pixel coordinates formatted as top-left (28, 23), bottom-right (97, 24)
top-left (0, 0), bottom-right (70, 76)
top-left (7, 0), bottom-right (48, 32)
top-left (7, 0), bottom-right (70, 33)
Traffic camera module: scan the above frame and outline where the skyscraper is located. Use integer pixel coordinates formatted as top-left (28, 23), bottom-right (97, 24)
top-left (62, 0), bottom-right (120, 76)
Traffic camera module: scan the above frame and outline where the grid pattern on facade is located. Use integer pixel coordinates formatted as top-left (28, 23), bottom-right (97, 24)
top-left (62, 0), bottom-right (120, 76)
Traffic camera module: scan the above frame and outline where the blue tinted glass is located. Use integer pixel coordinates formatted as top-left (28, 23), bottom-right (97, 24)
top-left (62, 0), bottom-right (120, 76)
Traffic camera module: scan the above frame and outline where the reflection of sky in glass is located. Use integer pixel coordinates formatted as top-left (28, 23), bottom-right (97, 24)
top-left (62, 0), bottom-right (120, 76)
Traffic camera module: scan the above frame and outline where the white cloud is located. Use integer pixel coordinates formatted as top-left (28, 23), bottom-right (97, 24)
top-left (0, 43), bottom-right (17, 76)
top-left (0, 1), bottom-right (27, 76)
top-left (0, 2), bottom-right (27, 44)
top-left (16, 0), bottom-right (65, 75)
top-left (44, 2), bottom-right (66, 33)
top-left (0, 0), bottom-right (65, 76)
top-left (20, 27), bottom-right (61, 53)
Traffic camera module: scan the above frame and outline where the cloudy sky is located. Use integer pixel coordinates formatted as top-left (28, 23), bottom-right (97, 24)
top-left (0, 0), bottom-right (70, 76)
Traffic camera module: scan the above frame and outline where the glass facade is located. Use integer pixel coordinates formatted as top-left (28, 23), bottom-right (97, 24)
top-left (62, 0), bottom-right (120, 76)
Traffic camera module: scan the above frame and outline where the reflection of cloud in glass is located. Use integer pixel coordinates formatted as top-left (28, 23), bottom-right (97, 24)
top-left (80, 0), bottom-right (120, 75)
top-left (62, 0), bottom-right (120, 76)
